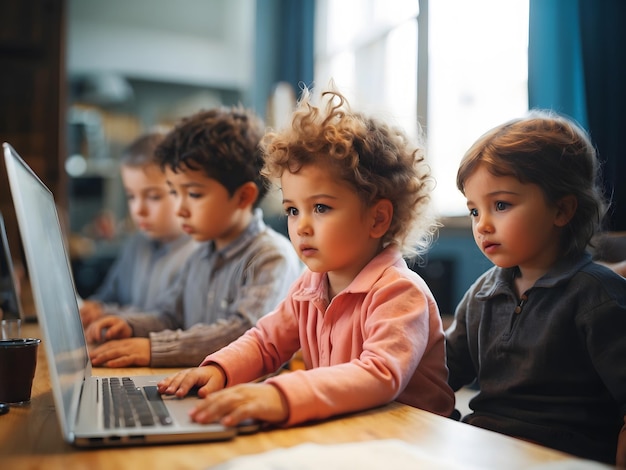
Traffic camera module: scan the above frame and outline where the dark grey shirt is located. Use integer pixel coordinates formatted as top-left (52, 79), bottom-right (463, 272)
top-left (446, 252), bottom-right (626, 464)
top-left (91, 232), bottom-right (198, 311)
top-left (121, 209), bottom-right (302, 367)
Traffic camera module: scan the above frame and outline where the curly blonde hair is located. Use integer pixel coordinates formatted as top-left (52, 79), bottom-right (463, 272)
top-left (261, 88), bottom-right (437, 257)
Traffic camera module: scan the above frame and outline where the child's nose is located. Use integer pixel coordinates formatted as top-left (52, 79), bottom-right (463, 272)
top-left (296, 215), bottom-right (312, 236)
top-left (133, 200), bottom-right (148, 216)
top-left (475, 214), bottom-right (493, 234)
top-left (175, 199), bottom-right (189, 217)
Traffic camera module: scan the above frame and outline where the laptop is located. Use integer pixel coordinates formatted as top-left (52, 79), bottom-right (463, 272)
top-left (0, 211), bottom-right (25, 324)
top-left (3, 142), bottom-right (256, 447)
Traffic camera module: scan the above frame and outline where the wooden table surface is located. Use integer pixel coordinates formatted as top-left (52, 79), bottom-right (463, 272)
top-left (0, 322), bottom-right (610, 469)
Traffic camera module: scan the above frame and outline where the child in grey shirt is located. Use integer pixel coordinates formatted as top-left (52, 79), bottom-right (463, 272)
top-left (84, 107), bottom-right (301, 367)
top-left (80, 133), bottom-right (197, 326)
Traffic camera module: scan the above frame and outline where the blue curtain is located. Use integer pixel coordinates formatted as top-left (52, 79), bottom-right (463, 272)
top-left (528, 0), bottom-right (587, 127)
top-left (529, 0), bottom-right (626, 231)
top-left (253, 0), bottom-right (315, 119)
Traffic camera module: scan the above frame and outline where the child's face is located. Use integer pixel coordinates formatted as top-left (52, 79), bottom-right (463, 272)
top-left (165, 166), bottom-right (247, 246)
top-left (463, 164), bottom-right (563, 274)
top-left (281, 164), bottom-right (383, 292)
top-left (120, 164), bottom-right (182, 242)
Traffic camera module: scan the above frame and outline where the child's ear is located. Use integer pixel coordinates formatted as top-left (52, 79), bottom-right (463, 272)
top-left (370, 199), bottom-right (393, 239)
top-left (235, 182), bottom-right (259, 208)
top-left (554, 194), bottom-right (577, 227)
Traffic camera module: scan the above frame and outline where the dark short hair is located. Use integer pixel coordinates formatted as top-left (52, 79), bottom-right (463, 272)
top-left (155, 107), bottom-right (268, 206)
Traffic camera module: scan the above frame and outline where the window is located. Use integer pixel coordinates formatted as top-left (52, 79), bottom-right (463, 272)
top-left (428, 0), bottom-right (529, 215)
top-left (314, 0), bottom-right (419, 140)
top-left (315, 0), bottom-right (529, 217)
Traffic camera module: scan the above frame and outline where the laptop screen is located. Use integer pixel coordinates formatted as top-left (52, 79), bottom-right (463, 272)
top-left (3, 143), bottom-right (88, 436)
top-left (0, 212), bottom-right (23, 321)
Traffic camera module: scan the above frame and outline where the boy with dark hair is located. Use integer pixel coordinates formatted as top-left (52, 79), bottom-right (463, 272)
top-left (84, 107), bottom-right (301, 368)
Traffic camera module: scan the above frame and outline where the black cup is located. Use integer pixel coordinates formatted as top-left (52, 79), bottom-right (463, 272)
top-left (0, 338), bottom-right (41, 405)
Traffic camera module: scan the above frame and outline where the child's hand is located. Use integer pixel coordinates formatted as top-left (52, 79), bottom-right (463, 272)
top-left (189, 383), bottom-right (288, 427)
top-left (84, 316), bottom-right (132, 343)
top-left (157, 364), bottom-right (226, 399)
top-left (89, 338), bottom-right (150, 367)
top-left (79, 300), bottom-right (104, 327)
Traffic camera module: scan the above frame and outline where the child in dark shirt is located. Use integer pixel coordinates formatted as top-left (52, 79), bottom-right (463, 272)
top-left (445, 110), bottom-right (626, 465)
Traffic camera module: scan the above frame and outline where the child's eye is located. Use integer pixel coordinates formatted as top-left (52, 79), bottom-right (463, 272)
top-left (284, 206), bottom-right (298, 217)
top-left (146, 191), bottom-right (164, 201)
top-left (495, 201), bottom-right (510, 211)
top-left (189, 192), bottom-right (202, 199)
top-left (468, 208), bottom-right (478, 217)
top-left (314, 204), bottom-right (331, 214)
top-left (126, 194), bottom-right (135, 201)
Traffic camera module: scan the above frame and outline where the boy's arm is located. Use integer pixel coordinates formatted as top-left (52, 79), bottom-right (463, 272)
top-left (149, 316), bottom-right (253, 367)
top-left (120, 282), bottom-right (184, 337)
top-left (148, 236), bottom-right (301, 368)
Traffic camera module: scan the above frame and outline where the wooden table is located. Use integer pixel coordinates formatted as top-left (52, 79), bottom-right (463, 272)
top-left (0, 322), bottom-right (610, 469)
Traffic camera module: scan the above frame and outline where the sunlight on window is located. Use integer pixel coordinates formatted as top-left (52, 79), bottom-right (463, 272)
top-left (315, 0), bottom-right (529, 217)
top-left (429, 0), bottom-right (529, 216)
top-left (315, 0), bottom-right (419, 139)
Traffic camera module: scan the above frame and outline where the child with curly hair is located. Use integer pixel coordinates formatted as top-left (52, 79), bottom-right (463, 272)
top-left (158, 88), bottom-right (455, 427)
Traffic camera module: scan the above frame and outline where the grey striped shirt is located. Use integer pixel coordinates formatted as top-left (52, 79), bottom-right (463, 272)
top-left (121, 209), bottom-right (302, 367)
top-left (90, 232), bottom-right (198, 311)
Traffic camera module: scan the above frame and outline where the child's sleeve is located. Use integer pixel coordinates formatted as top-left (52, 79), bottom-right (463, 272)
top-left (149, 316), bottom-right (255, 367)
top-left (579, 292), bottom-right (626, 465)
top-left (445, 288), bottom-right (479, 391)
top-left (580, 298), bottom-right (626, 390)
top-left (264, 276), bottom-right (446, 425)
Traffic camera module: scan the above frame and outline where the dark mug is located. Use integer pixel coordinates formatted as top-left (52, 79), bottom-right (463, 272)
top-left (0, 338), bottom-right (41, 405)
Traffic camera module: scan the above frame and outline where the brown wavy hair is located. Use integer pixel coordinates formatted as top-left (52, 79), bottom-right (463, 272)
top-left (261, 87), bottom-right (437, 257)
top-left (456, 109), bottom-right (608, 257)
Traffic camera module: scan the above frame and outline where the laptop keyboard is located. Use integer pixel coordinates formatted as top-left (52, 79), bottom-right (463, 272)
top-left (102, 377), bottom-right (173, 428)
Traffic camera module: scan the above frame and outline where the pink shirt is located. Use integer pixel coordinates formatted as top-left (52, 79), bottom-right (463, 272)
top-left (202, 246), bottom-right (455, 425)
